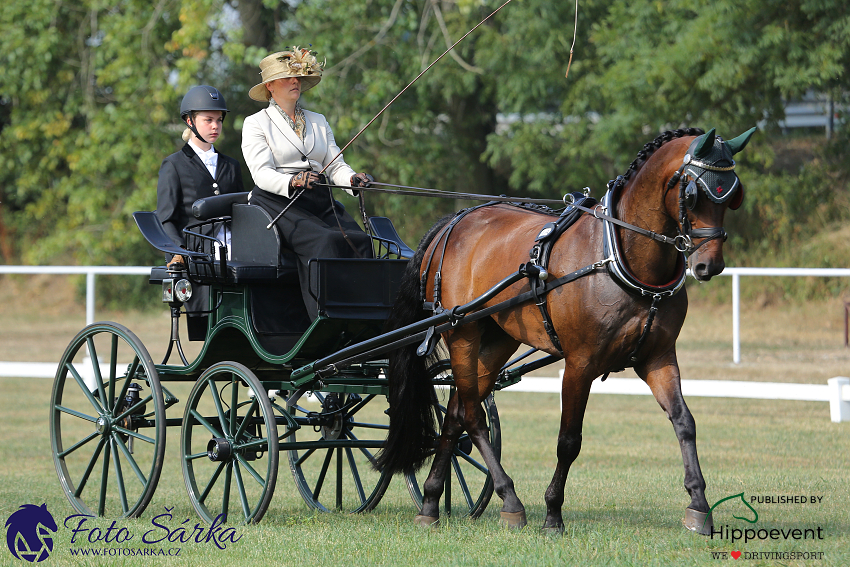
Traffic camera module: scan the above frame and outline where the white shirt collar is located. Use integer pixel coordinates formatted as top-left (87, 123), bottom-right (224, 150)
top-left (188, 139), bottom-right (218, 177)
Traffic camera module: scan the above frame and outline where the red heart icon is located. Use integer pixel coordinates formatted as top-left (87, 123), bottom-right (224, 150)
top-left (731, 551), bottom-right (742, 559)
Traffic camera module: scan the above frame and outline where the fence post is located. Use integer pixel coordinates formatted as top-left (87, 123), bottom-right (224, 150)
top-left (86, 271), bottom-right (95, 326)
top-left (732, 273), bottom-right (741, 364)
top-left (828, 377), bottom-right (850, 423)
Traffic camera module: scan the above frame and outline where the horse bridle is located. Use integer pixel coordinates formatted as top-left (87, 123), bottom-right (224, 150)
top-left (587, 155), bottom-right (734, 256)
top-left (666, 169), bottom-right (728, 255)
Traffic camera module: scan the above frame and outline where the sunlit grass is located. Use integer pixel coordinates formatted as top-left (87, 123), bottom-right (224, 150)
top-left (2, 374), bottom-right (848, 566)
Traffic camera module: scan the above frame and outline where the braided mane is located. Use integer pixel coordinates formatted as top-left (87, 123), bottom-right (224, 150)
top-left (608, 128), bottom-right (705, 190)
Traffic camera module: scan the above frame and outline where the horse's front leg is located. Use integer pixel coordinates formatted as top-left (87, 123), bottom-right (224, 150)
top-left (639, 350), bottom-right (712, 535)
top-left (542, 368), bottom-right (593, 532)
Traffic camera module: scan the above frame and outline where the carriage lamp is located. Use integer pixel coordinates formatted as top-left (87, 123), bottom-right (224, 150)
top-left (161, 278), bottom-right (174, 303)
top-left (174, 279), bottom-right (193, 302)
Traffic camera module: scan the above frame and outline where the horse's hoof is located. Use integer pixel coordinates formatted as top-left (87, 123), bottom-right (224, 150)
top-left (414, 515), bottom-right (440, 528)
top-left (540, 525), bottom-right (564, 535)
top-left (499, 509), bottom-right (527, 529)
top-left (683, 508), bottom-right (713, 536)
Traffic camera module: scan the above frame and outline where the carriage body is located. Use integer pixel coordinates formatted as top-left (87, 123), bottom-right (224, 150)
top-left (50, 193), bottom-right (501, 524)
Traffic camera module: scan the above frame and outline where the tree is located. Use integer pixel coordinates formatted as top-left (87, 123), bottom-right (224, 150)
top-left (1, 0), bottom-right (848, 279)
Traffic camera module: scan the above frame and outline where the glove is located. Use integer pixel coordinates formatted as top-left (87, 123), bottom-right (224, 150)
top-left (167, 254), bottom-right (186, 270)
top-left (350, 172), bottom-right (374, 188)
top-left (289, 171), bottom-right (326, 191)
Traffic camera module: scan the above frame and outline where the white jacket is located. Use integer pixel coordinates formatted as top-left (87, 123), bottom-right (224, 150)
top-left (242, 106), bottom-right (357, 198)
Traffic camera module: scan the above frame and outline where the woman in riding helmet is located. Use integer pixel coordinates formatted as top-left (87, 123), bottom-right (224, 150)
top-left (241, 47), bottom-right (374, 320)
top-left (156, 85), bottom-right (244, 340)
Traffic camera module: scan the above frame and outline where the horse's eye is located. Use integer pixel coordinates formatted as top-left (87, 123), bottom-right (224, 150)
top-left (684, 180), bottom-right (698, 210)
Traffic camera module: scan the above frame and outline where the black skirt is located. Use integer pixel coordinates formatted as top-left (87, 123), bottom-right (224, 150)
top-left (249, 186), bottom-right (373, 319)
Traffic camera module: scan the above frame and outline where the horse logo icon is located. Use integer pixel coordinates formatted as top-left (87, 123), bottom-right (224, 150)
top-left (5, 504), bottom-right (58, 562)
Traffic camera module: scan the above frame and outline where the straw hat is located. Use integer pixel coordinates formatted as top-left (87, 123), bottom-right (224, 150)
top-left (248, 47), bottom-right (325, 102)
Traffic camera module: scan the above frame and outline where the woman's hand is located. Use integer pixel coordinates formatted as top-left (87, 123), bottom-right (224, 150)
top-left (350, 173), bottom-right (374, 188)
top-left (289, 171), bottom-right (325, 190)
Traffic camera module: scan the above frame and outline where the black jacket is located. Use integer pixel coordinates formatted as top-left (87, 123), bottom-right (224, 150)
top-left (156, 143), bottom-right (243, 247)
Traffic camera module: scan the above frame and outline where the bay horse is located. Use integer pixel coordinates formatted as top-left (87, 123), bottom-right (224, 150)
top-left (375, 127), bottom-right (756, 532)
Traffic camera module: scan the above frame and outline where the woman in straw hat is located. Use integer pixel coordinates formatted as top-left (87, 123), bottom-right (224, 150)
top-left (157, 85), bottom-right (243, 340)
top-left (242, 47), bottom-right (375, 320)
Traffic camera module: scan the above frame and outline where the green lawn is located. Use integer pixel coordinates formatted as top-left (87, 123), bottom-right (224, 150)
top-left (1, 375), bottom-right (847, 567)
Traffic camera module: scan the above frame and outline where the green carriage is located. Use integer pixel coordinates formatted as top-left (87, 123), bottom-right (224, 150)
top-left (48, 193), bottom-right (505, 524)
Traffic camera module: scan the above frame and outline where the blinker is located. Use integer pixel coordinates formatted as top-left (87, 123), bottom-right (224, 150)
top-left (684, 180), bottom-right (698, 210)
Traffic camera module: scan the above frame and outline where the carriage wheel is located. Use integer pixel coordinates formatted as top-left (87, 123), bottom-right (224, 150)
top-left (405, 360), bottom-right (500, 519)
top-left (284, 387), bottom-right (392, 513)
top-left (181, 362), bottom-right (278, 524)
top-left (50, 322), bottom-right (165, 518)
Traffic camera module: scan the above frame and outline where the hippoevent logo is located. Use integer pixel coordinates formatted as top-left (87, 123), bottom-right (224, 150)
top-left (707, 492), bottom-right (825, 561)
top-left (5, 504), bottom-right (242, 562)
top-left (5, 504), bottom-right (58, 563)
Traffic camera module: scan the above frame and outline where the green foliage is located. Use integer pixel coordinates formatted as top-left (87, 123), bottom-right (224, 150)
top-left (0, 0), bottom-right (848, 306)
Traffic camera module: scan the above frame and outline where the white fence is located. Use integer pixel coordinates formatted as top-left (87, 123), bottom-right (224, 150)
top-left (1, 265), bottom-right (849, 422)
top-left (2, 265), bottom-right (848, 363)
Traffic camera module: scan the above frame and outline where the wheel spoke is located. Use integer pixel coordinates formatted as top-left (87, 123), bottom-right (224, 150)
top-left (112, 433), bottom-right (147, 487)
top-left (189, 408), bottom-right (223, 439)
top-left (86, 337), bottom-right (107, 408)
top-left (233, 399), bottom-right (258, 441)
top-left (313, 448), bottom-right (334, 501)
top-left (232, 462), bottom-right (251, 521)
top-left (453, 448), bottom-right (488, 474)
top-left (294, 447), bottom-right (316, 467)
top-left (112, 426), bottom-right (156, 445)
top-left (345, 447), bottom-right (366, 505)
top-left (114, 356), bottom-right (140, 414)
top-left (345, 430), bottom-right (378, 466)
top-left (66, 363), bottom-right (104, 415)
top-left (229, 377), bottom-right (238, 437)
top-left (56, 404), bottom-right (97, 423)
top-left (235, 454), bottom-right (266, 487)
top-left (113, 394), bottom-right (154, 423)
top-left (98, 439), bottom-right (112, 516)
top-left (210, 381), bottom-right (229, 436)
top-left (111, 437), bottom-right (129, 514)
top-left (221, 462), bottom-right (232, 521)
top-left (198, 461), bottom-right (226, 504)
top-left (74, 436), bottom-right (107, 498)
top-left (107, 334), bottom-right (118, 404)
top-left (58, 431), bottom-right (100, 459)
top-left (451, 455), bottom-right (475, 510)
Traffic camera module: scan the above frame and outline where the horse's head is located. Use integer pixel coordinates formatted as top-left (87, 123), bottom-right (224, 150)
top-left (670, 127), bottom-right (756, 281)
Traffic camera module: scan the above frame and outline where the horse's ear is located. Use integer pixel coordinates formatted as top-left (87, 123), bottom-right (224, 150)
top-left (693, 128), bottom-right (716, 159)
top-left (725, 126), bottom-right (757, 155)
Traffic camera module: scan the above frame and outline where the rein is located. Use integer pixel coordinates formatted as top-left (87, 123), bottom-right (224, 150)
top-left (319, 182), bottom-right (566, 206)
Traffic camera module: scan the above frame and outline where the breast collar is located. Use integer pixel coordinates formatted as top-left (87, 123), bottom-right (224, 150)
top-left (600, 188), bottom-right (687, 297)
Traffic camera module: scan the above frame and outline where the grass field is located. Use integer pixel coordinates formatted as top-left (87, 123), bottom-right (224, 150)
top-left (1, 274), bottom-right (849, 566)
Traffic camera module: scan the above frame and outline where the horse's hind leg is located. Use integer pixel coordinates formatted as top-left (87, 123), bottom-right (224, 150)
top-left (419, 322), bottom-right (524, 527)
top-left (640, 353), bottom-right (712, 535)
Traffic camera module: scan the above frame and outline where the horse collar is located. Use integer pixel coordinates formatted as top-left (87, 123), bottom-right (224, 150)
top-left (601, 188), bottom-right (687, 297)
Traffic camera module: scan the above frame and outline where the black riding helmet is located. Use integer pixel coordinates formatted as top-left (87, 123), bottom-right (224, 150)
top-left (180, 85), bottom-right (228, 144)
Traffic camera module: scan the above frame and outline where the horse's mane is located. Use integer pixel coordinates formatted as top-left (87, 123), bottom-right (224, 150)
top-left (610, 128), bottom-right (705, 189)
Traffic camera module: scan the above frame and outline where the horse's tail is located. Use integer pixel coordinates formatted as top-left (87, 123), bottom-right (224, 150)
top-left (375, 216), bottom-right (452, 475)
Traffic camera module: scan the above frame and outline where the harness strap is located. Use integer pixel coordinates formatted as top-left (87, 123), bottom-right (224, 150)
top-left (526, 192), bottom-right (595, 355)
top-left (531, 275), bottom-right (564, 355)
top-left (420, 202), bottom-right (506, 310)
